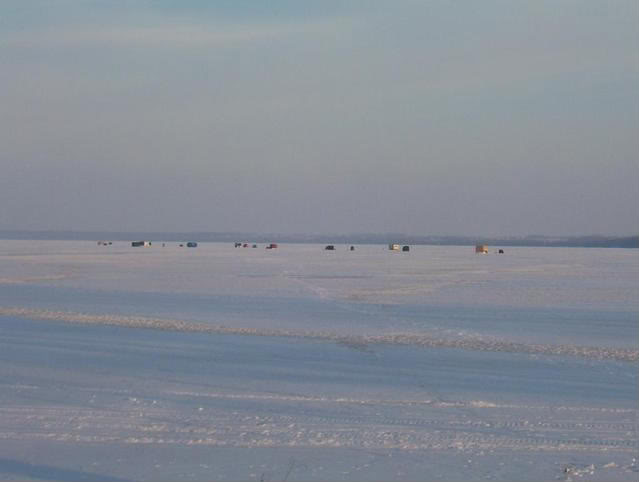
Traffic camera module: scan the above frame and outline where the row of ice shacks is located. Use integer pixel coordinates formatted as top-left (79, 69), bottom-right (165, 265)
top-left (130, 241), bottom-right (197, 247)
top-left (235, 243), bottom-right (275, 248)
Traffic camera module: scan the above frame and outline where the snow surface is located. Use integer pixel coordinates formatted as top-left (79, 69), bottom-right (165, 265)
top-left (0, 241), bottom-right (637, 481)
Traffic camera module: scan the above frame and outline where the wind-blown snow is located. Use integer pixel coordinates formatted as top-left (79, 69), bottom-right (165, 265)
top-left (1, 307), bottom-right (636, 362)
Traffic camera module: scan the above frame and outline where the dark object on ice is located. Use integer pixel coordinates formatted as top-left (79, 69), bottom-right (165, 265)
top-left (498, 249), bottom-right (504, 254)
top-left (131, 241), bottom-right (151, 247)
top-left (350, 246), bottom-right (355, 251)
top-left (186, 242), bottom-right (198, 248)
top-left (266, 243), bottom-right (278, 249)
top-left (402, 245), bottom-right (410, 252)
top-left (234, 242), bottom-right (242, 248)
top-left (252, 244), bottom-right (258, 248)
top-left (325, 245), bottom-right (335, 250)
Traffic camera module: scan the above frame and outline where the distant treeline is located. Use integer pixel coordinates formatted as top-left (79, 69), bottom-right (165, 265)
top-left (0, 231), bottom-right (637, 248)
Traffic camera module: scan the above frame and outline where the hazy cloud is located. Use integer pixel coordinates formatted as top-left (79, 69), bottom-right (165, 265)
top-left (3, 20), bottom-right (347, 50)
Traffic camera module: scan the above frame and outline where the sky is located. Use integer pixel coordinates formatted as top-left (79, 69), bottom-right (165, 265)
top-left (1, 0), bottom-right (637, 236)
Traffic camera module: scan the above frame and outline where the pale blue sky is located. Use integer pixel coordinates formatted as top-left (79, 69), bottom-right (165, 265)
top-left (1, 0), bottom-right (637, 235)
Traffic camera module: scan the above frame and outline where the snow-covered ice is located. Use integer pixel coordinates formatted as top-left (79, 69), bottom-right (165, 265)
top-left (0, 241), bottom-right (637, 480)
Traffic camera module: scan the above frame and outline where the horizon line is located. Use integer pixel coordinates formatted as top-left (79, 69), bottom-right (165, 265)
top-left (0, 229), bottom-right (637, 238)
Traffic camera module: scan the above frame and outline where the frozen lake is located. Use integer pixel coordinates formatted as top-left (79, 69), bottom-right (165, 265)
top-left (0, 241), bottom-right (637, 481)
